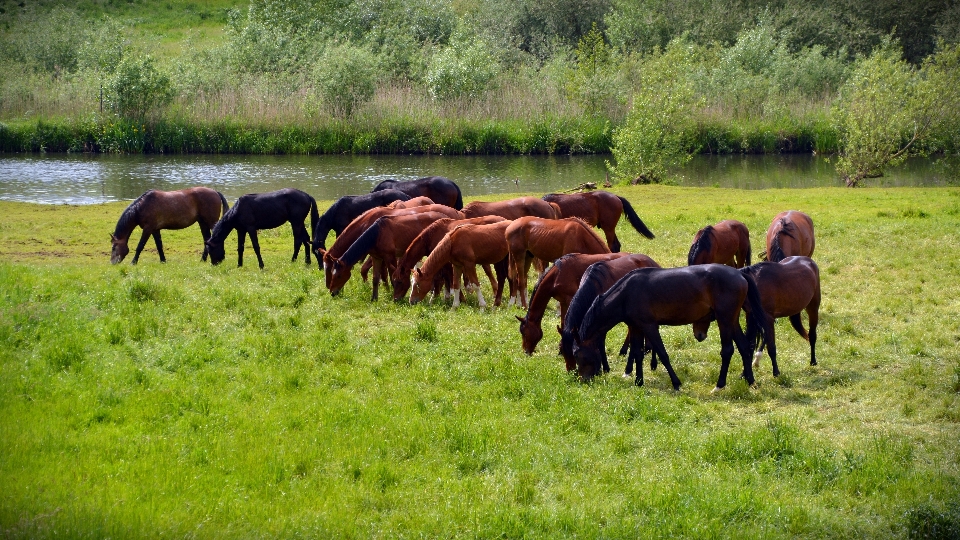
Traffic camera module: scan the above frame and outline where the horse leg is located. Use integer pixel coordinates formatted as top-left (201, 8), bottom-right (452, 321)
top-left (599, 333), bottom-right (611, 373)
top-left (371, 258), bottom-right (382, 301)
top-left (451, 264), bottom-right (463, 309)
top-left (360, 256), bottom-right (373, 282)
top-left (628, 327), bottom-right (646, 386)
top-left (290, 223), bottom-right (302, 263)
top-left (603, 223), bottom-right (620, 253)
top-left (765, 323), bottom-right (780, 378)
top-left (492, 258), bottom-right (508, 307)
top-left (248, 230), bottom-right (265, 269)
top-left (520, 256), bottom-right (535, 308)
top-left (807, 303), bottom-right (820, 366)
top-left (131, 229), bottom-right (151, 265)
top-left (151, 232), bottom-right (166, 263)
top-left (295, 223), bottom-right (311, 265)
top-left (237, 230), bottom-right (246, 267)
top-left (464, 265), bottom-right (486, 308)
top-left (645, 326), bottom-right (680, 390)
top-left (199, 222), bottom-right (212, 261)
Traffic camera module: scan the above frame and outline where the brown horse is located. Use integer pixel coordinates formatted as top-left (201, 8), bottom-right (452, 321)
top-left (462, 197), bottom-right (561, 221)
top-left (687, 219), bottom-right (751, 268)
top-left (409, 221), bottom-right (514, 309)
top-left (326, 212), bottom-right (452, 300)
top-left (542, 191), bottom-right (655, 251)
top-left (388, 196), bottom-right (434, 209)
top-left (110, 187), bottom-right (229, 264)
top-left (764, 211), bottom-right (815, 262)
top-left (517, 253), bottom-right (660, 354)
top-left (391, 216), bottom-right (507, 301)
top-left (740, 256), bottom-right (821, 377)
top-left (505, 217), bottom-right (611, 308)
top-left (320, 204), bottom-right (462, 288)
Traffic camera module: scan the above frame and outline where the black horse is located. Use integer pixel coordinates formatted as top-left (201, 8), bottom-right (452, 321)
top-left (574, 265), bottom-right (766, 391)
top-left (371, 176), bottom-right (463, 210)
top-left (206, 188), bottom-right (319, 269)
top-left (311, 189), bottom-right (412, 253)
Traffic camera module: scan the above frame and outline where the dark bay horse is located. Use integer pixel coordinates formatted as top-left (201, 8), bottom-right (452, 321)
top-left (110, 187), bottom-right (229, 264)
top-left (326, 212), bottom-right (452, 300)
top-left (764, 211), bottom-right (815, 262)
top-left (542, 191), bottom-right (655, 251)
top-left (409, 221), bottom-right (514, 309)
top-left (206, 188), bottom-right (318, 269)
top-left (740, 256), bottom-right (821, 377)
top-left (573, 265), bottom-right (766, 391)
top-left (552, 254), bottom-right (662, 378)
top-left (462, 197), bottom-right (561, 221)
top-left (311, 189), bottom-right (411, 252)
top-left (505, 217), bottom-right (611, 308)
top-left (372, 176), bottom-right (463, 210)
top-left (391, 216), bottom-right (507, 302)
top-left (688, 219), bottom-right (751, 268)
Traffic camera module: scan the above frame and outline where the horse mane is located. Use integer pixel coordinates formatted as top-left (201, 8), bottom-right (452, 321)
top-left (530, 253), bottom-right (565, 302)
top-left (571, 217), bottom-right (609, 251)
top-left (687, 225), bottom-right (714, 265)
top-left (113, 191), bottom-right (151, 238)
top-left (210, 202), bottom-right (239, 242)
top-left (418, 227), bottom-right (457, 281)
top-left (340, 217), bottom-right (383, 267)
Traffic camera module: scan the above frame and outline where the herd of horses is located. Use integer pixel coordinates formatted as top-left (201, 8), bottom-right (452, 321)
top-left (110, 177), bottom-right (821, 392)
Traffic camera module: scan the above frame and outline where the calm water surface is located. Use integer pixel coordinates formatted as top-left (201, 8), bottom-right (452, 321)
top-left (0, 153), bottom-right (954, 205)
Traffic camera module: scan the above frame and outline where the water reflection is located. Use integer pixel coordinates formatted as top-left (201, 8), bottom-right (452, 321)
top-left (0, 152), bottom-right (953, 205)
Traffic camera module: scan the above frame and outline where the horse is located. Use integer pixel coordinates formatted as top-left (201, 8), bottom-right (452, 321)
top-left (310, 189), bottom-right (412, 252)
top-left (110, 187), bottom-right (229, 264)
top-left (739, 256), bottom-right (821, 377)
top-left (388, 196), bottom-right (434, 209)
top-left (206, 188), bottom-right (318, 269)
top-left (461, 197), bottom-right (561, 221)
top-left (505, 217), bottom-right (611, 308)
top-left (764, 210), bottom-right (815, 262)
top-left (326, 212), bottom-right (453, 301)
top-left (409, 221), bottom-right (514, 309)
top-left (542, 191), bottom-right (655, 251)
top-left (573, 264), bottom-right (766, 391)
top-left (687, 219), bottom-right (751, 268)
top-left (321, 204), bottom-right (462, 288)
top-left (391, 216), bottom-right (507, 302)
top-left (547, 254), bottom-right (663, 379)
top-left (372, 176), bottom-right (463, 210)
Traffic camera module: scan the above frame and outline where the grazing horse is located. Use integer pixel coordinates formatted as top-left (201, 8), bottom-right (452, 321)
top-left (372, 176), bottom-right (463, 210)
top-left (387, 196), bottom-right (434, 209)
top-left (326, 212), bottom-right (452, 300)
top-left (391, 216), bottom-right (507, 302)
top-left (462, 197), bottom-right (561, 221)
top-left (549, 254), bottom-right (662, 378)
top-left (321, 204), bottom-right (462, 287)
top-left (542, 191), bottom-right (655, 251)
top-left (206, 188), bottom-right (318, 269)
top-left (573, 265), bottom-right (766, 391)
top-left (764, 211), bottom-right (815, 262)
top-left (740, 256), bottom-right (821, 377)
top-left (110, 187), bottom-right (229, 264)
top-left (311, 189), bottom-right (412, 252)
top-left (687, 219), bottom-right (751, 268)
top-left (505, 217), bottom-right (611, 308)
top-left (409, 221), bottom-right (514, 309)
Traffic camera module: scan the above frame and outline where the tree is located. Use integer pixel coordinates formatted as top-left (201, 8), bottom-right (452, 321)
top-left (104, 55), bottom-right (173, 120)
top-left (312, 43), bottom-right (378, 117)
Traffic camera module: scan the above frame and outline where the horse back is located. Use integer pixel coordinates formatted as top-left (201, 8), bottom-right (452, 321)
top-left (766, 211), bottom-right (815, 260)
top-left (450, 221), bottom-right (511, 263)
top-left (747, 257), bottom-right (820, 317)
top-left (141, 188), bottom-right (211, 230)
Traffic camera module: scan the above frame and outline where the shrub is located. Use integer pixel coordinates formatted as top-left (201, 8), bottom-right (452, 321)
top-left (312, 43), bottom-right (378, 117)
top-left (78, 16), bottom-right (126, 74)
top-left (6, 7), bottom-right (85, 75)
top-left (104, 55), bottom-right (173, 120)
top-left (426, 27), bottom-right (499, 100)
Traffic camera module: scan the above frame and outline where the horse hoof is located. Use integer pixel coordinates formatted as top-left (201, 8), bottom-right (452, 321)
top-left (711, 386), bottom-right (723, 393)
top-left (621, 372), bottom-right (632, 379)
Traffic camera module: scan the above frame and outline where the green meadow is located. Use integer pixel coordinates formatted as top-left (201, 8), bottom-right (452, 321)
top-left (1, 186), bottom-right (959, 538)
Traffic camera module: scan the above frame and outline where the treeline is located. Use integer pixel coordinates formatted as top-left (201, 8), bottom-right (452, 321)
top-left (0, 0), bottom-right (958, 183)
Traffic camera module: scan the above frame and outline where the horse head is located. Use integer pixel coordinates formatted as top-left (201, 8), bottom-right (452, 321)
top-left (328, 257), bottom-right (351, 296)
top-left (205, 239), bottom-right (226, 265)
top-left (516, 315), bottom-right (542, 355)
top-left (110, 233), bottom-right (129, 264)
top-left (571, 330), bottom-right (604, 381)
top-left (408, 267), bottom-right (429, 305)
top-left (391, 265), bottom-right (412, 301)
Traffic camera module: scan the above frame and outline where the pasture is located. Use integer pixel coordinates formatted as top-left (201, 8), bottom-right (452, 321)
top-left (1, 185), bottom-right (959, 538)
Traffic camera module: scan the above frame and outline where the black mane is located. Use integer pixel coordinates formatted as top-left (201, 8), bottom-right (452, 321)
top-left (113, 191), bottom-right (152, 238)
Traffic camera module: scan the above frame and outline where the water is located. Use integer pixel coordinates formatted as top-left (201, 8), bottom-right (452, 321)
top-left (0, 152), bottom-right (954, 205)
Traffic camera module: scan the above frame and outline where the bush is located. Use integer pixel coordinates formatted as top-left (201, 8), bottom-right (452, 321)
top-left (6, 7), bottom-right (85, 75)
top-left (426, 30), bottom-right (499, 100)
top-left (312, 43), bottom-right (378, 117)
top-left (78, 16), bottom-right (126, 74)
top-left (104, 55), bottom-right (173, 120)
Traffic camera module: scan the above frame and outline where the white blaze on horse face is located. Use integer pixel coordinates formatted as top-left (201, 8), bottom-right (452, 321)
top-left (323, 261), bottom-right (329, 272)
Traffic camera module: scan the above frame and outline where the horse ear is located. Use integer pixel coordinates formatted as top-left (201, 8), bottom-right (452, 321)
top-left (556, 325), bottom-right (563, 335)
top-left (515, 315), bottom-right (524, 324)
top-left (109, 233), bottom-right (116, 241)
top-left (572, 327), bottom-right (581, 345)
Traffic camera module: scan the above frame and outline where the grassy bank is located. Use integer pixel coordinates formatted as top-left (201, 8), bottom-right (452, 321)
top-left (1, 186), bottom-right (960, 537)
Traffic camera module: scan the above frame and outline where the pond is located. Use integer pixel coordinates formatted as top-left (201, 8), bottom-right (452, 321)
top-left (0, 152), bottom-right (954, 205)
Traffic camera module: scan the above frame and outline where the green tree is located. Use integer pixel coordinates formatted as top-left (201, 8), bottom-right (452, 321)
top-left (104, 55), bottom-right (173, 119)
top-left (312, 43), bottom-right (378, 117)
top-left (426, 26), bottom-right (499, 100)
top-left (567, 23), bottom-right (620, 116)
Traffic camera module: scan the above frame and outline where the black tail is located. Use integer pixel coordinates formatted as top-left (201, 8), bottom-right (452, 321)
top-left (741, 270), bottom-right (768, 352)
top-left (340, 218), bottom-right (382, 267)
top-left (687, 226), bottom-right (712, 266)
top-left (216, 191), bottom-right (229, 219)
top-left (454, 185), bottom-right (464, 210)
top-left (309, 196), bottom-right (320, 244)
top-left (618, 197), bottom-right (655, 239)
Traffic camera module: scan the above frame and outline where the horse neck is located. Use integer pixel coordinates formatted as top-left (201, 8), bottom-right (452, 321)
top-left (341, 220), bottom-right (382, 267)
top-left (579, 283), bottom-right (624, 343)
top-left (398, 229), bottom-right (433, 275)
top-left (209, 210), bottom-right (236, 243)
top-left (113, 203), bottom-right (140, 241)
top-left (418, 233), bottom-right (453, 282)
top-left (526, 266), bottom-right (558, 324)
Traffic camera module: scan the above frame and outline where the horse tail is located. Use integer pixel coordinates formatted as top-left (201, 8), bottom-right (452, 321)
top-left (548, 202), bottom-right (562, 219)
top-left (341, 217), bottom-right (382, 267)
top-left (454, 184), bottom-right (464, 210)
top-left (687, 226), bottom-right (712, 266)
top-left (740, 268), bottom-right (768, 351)
top-left (216, 191), bottom-right (229, 219)
top-left (769, 235), bottom-right (786, 263)
top-left (309, 195), bottom-right (320, 243)
top-left (618, 197), bottom-right (655, 239)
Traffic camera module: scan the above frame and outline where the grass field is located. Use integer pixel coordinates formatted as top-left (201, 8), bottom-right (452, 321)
top-left (1, 186), bottom-right (959, 538)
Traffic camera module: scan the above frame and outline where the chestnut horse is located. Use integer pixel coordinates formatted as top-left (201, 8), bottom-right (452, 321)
top-left (573, 265), bottom-right (766, 391)
top-left (372, 176), bottom-right (463, 210)
top-left (391, 216), bottom-right (507, 302)
top-left (388, 196), bottom-right (434, 209)
top-left (310, 189), bottom-right (411, 252)
top-left (327, 212), bottom-right (452, 300)
top-left (687, 219), bottom-right (751, 268)
top-left (542, 191), bottom-right (655, 251)
top-left (556, 255), bottom-right (663, 379)
top-left (110, 187), bottom-right (229, 264)
top-left (320, 204), bottom-right (462, 286)
top-left (505, 217), bottom-right (611, 308)
top-left (764, 211), bottom-right (815, 262)
top-left (740, 256), bottom-right (821, 377)
top-left (461, 197), bottom-right (561, 221)
top-left (207, 188), bottom-right (318, 269)
top-left (409, 221), bottom-right (514, 309)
